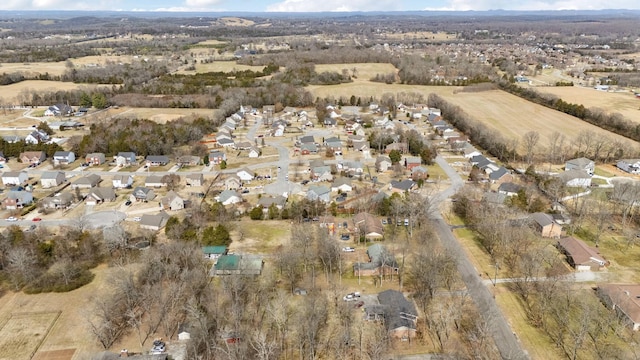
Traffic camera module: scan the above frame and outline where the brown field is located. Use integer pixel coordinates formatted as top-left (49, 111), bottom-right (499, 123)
top-left (0, 311), bottom-right (60, 360)
top-left (437, 89), bottom-right (640, 150)
top-left (534, 86), bottom-right (640, 121)
top-left (306, 81), bottom-right (456, 100)
top-left (216, 17), bottom-right (255, 26)
top-left (189, 61), bottom-right (266, 74)
top-left (314, 63), bottom-right (398, 81)
top-left (0, 81), bottom-right (109, 104)
top-left (106, 107), bottom-right (216, 123)
top-left (32, 349), bottom-right (75, 360)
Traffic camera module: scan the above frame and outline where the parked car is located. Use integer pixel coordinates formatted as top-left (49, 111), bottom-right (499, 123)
top-left (133, 217), bottom-right (141, 222)
top-left (342, 247), bottom-right (355, 252)
top-left (125, 200), bottom-right (132, 206)
top-left (32, 217), bottom-right (42, 222)
top-left (343, 294), bottom-right (356, 301)
top-left (340, 234), bottom-right (350, 241)
top-left (6, 216), bottom-right (17, 222)
top-left (404, 218), bottom-right (409, 226)
top-left (241, 189), bottom-right (250, 194)
top-left (301, 180), bottom-right (310, 185)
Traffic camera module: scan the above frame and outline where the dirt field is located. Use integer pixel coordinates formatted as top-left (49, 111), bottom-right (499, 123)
top-left (306, 81), bottom-right (456, 101)
top-left (437, 89), bottom-right (640, 151)
top-left (0, 81), bottom-right (109, 104)
top-left (533, 86), bottom-right (640, 121)
top-left (314, 63), bottom-right (398, 80)
top-left (381, 31), bottom-right (456, 41)
top-left (0, 311), bottom-right (60, 360)
top-left (188, 61), bottom-right (266, 74)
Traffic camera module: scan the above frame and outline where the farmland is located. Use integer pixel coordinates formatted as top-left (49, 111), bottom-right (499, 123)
top-left (0, 80), bottom-right (109, 104)
top-left (534, 86), bottom-right (640, 121)
top-left (314, 63), bottom-right (398, 81)
top-left (0, 311), bottom-right (60, 360)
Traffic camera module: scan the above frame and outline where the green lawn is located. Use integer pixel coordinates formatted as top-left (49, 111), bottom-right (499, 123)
top-left (594, 166), bottom-right (615, 177)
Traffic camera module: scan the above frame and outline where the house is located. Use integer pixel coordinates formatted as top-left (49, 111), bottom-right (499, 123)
top-left (326, 140), bottom-right (343, 155)
top-left (236, 168), bottom-right (254, 182)
top-left (371, 290), bottom-right (418, 339)
top-left (176, 155), bottom-right (201, 167)
top-left (211, 254), bottom-right (264, 276)
top-left (25, 130), bottom-right (50, 144)
top-left (72, 174), bottom-right (101, 189)
top-left (115, 152), bottom-right (136, 166)
top-left (618, 159), bottom-right (640, 174)
top-left (529, 212), bottom-right (563, 238)
top-left (2, 171), bottom-right (28, 186)
top-left (489, 167), bottom-right (512, 184)
top-left (307, 185), bottom-right (331, 203)
top-left (43, 192), bottom-right (74, 209)
top-left (145, 155), bottom-right (170, 167)
top-left (376, 156), bottom-right (392, 172)
top-left (565, 157), bottom-right (595, 176)
top-left (353, 212), bottom-right (384, 239)
top-left (300, 143), bottom-right (318, 155)
top-left (53, 151), bottom-right (75, 166)
top-left (558, 170), bottom-right (592, 188)
top-left (411, 166), bottom-right (429, 181)
top-left (298, 135), bottom-right (315, 145)
top-left (352, 139), bottom-right (369, 151)
top-left (203, 246), bottom-right (227, 260)
top-left (323, 117), bottom-right (337, 127)
top-left (234, 141), bottom-right (253, 151)
top-left (498, 182), bottom-right (522, 197)
top-left (112, 175), bottom-right (133, 189)
top-left (161, 191), bottom-right (185, 211)
top-left (178, 324), bottom-right (192, 341)
top-left (85, 153), bottom-right (106, 165)
top-left (331, 177), bottom-right (353, 193)
top-left (343, 161), bottom-right (364, 177)
top-left (311, 166), bottom-right (333, 182)
top-left (186, 173), bottom-right (204, 187)
top-left (217, 138), bottom-right (235, 148)
top-left (354, 244), bottom-right (398, 276)
top-left (2, 190), bottom-right (33, 209)
top-left (248, 146), bottom-right (261, 158)
top-left (257, 195), bottom-right (287, 211)
top-left (145, 175), bottom-right (166, 188)
top-left (20, 151), bottom-right (46, 164)
top-left (209, 151), bottom-right (226, 165)
top-left (217, 190), bottom-right (242, 205)
top-left (597, 284), bottom-right (640, 331)
top-left (44, 103), bottom-right (73, 116)
top-left (404, 156), bottom-right (421, 170)
top-left (132, 187), bottom-right (156, 202)
top-left (389, 179), bottom-right (416, 193)
top-left (85, 187), bottom-right (116, 205)
top-left (557, 236), bottom-right (606, 271)
top-left (225, 175), bottom-right (242, 190)
top-left (40, 171), bottom-right (66, 188)
top-left (139, 212), bottom-right (171, 231)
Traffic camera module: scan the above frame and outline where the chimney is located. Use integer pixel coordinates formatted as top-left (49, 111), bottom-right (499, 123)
top-left (120, 349), bottom-right (128, 358)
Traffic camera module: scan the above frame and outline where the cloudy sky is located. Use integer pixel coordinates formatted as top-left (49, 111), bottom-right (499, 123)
top-left (2, 0), bottom-right (640, 12)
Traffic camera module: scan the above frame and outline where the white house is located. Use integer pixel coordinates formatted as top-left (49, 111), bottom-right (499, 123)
top-left (24, 130), bottom-right (49, 144)
top-left (115, 152), bottom-right (136, 166)
top-left (217, 190), bottom-right (242, 206)
top-left (558, 170), bottom-right (592, 188)
top-left (307, 185), bottom-right (331, 203)
top-left (331, 178), bottom-right (353, 193)
top-left (236, 168), bottom-right (254, 182)
top-left (40, 171), bottom-right (66, 188)
top-left (53, 151), bottom-right (76, 166)
top-left (617, 159), bottom-right (640, 174)
top-left (2, 171), bottom-right (28, 186)
top-left (565, 157), bottom-right (595, 176)
top-left (248, 146), bottom-right (261, 158)
top-left (112, 174), bottom-right (134, 189)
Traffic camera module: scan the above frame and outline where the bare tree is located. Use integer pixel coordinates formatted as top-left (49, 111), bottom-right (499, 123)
top-left (522, 131), bottom-right (540, 164)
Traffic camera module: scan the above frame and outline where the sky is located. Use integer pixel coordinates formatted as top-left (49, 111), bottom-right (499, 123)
top-left (2, 0), bottom-right (640, 12)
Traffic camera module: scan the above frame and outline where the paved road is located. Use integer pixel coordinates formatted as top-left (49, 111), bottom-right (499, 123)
top-left (431, 155), bottom-right (528, 360)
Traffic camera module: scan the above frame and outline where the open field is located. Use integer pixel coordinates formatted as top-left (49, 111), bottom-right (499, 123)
top-left (381, 31), bottom-right (456, 41)
top-left (0, 311), bottom-right (60, 360)
top-left (437, 89), bottom-right (640, 151)
top-left (0, 81), bottom-right (109, 104)
top-left (230, 219), bottom-right (292, 254)
top-left (188, 61), bottom-right (267, 74)
top-left (307, 81), bottom-right (456, 101)
top-left (314, 63), bottom-right (397, 80)
top-left (534, 86), bottom-right (640, 121)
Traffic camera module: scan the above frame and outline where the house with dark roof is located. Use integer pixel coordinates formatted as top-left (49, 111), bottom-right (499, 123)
top-left (389, 179), bottom-right (416, 193)
top-left (498, 182), bottom-right (522, 197)
top-left (145, 155), bottom-right (170, 167)
top-left (489, 166), bottom-right (511, 184)
top-left (85, 187), bottom-right (116, 205)
top-left (368, 290), bottom-right (418, 339)
top-left (557, 236), bottom-right (606, 271)
top-left (2, 190), bottom-right (33, 209)
top-left (72, 174), bottom-right (101, 189)
top-left (132, 186), bottom-right (156, 202)
top-left (209, 151), bottom-right (226, 165)
top-left (353, 212), bottom-right (384, 239)
top-left (85, 153), bottom-right (106, 165)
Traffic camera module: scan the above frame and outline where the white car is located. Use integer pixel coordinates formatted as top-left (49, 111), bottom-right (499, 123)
top-left (133, 217), bottom-right (142, 222)
top-left (6, 216), bottom-right (17, 222)
top-left (342, 247), bottom-right (355, 252)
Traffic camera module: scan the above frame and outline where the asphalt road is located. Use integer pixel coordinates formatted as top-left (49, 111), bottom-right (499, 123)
top-left (431, 155), bottom-right (528, 360)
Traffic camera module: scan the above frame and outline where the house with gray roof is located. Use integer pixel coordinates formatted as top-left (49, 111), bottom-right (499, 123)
top-left (40, 171), bottom-right (66, 188)
top-left (85, 153), bottom-right (106, 165)
top-left (43, 192), bottom-right (74, 209)
top-left (86, 187), bottom-right (116, 205)
top-left (53, 151), bottom-right (75, 166)
top-left (498, 182), bottom-right (522, 197)
top-left (72, 174), bottom-right (101, 189)
top-left (186, 173), bottom-right (204, 187)
top-left (2, 190), bottom-right (33, 209)
top-left (373, 290), bottom-right (418, 339)
top-left (139, 212), bottom-right (171, 231)
top-left (115, 152), bottom-right (136, 166)
top-left (354, 244), bottom-right (398, 276)
top-left (307, 185), bottom-right (331, 203)
top-left (161, 191), bottom-right (185, 211)
top-left (216, 190), bottom-right (242, 206)
top-left (558, 170), bottom-right (592, 188)
top-left (132, 187), bottom-right (156, 202)
top-left (565, 157), bottom-right (595, 176)
top-left (389, 179), bottom-right (416, 193)
top-left (145, 155), bottom-right (170, 167)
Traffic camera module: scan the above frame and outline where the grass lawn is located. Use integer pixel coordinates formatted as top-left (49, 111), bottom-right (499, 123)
top-left (591, 178), bottom-right (608, 186)
top-left (594, 166), bottom-right (615, 177)
top-left (453, 228), bottom-right (509, 279)
top-left (230, 219), bottom-right (291, 253)
top-left (495, 288), bottom-right (564, 360)
top-left (426, 163), bottom-right (447, 180)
